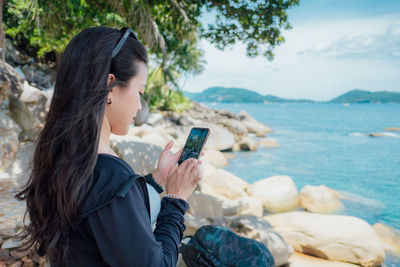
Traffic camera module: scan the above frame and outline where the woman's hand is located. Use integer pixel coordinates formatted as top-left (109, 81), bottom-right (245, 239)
top-left (153, 140), bottom-right (203, 187)
top-left (165, 158), bottom-right (202, 200)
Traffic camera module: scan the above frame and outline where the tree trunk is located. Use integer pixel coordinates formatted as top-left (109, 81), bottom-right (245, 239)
top-left (0, 0), bottom-right (5, 62)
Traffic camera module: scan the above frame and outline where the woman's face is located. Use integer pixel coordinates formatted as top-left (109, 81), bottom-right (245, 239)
top-left (105, 61), bottom-right (147, 135)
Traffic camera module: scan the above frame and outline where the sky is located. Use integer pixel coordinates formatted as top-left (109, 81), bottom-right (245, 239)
top-left (179, 0), bottom-right (400, 101)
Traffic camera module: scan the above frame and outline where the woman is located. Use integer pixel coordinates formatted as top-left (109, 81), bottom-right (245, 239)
top-left (14, 26), bottom-right (202, 266)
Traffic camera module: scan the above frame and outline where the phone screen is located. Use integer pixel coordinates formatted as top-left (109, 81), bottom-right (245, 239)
top-left (178, 128), bottom-right (209, 165)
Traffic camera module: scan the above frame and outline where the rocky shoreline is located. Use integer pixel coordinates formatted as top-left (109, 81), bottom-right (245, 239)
top-left (1, 58), bottom-right (400, 266)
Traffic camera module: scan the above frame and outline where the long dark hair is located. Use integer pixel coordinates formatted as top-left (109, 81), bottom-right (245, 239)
top-left (14, 26), bottom-right (148, 261)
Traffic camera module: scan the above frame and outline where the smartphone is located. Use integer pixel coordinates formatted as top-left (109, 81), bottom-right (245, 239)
top-left (177, 127), bottom-right (210, 165)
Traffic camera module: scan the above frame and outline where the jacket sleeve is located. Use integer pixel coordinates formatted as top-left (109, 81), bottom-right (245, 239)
top-left (143, 173), bottom-right (164, 194)
top-left (87, 178), bottom-right (188, 267)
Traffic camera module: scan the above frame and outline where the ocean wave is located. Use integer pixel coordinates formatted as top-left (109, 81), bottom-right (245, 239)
top-left (349, 132), bottom-right (400, 138)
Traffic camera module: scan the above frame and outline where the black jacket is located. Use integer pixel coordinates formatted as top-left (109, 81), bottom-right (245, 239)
top-left (50, 153), bottom-right (188, 266)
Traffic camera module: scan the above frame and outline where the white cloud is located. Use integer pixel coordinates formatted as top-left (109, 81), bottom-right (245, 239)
top-left (181, 14), bottom-right (400, 101)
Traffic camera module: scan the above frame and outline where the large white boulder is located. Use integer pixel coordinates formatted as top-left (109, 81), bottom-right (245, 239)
top-left (202, 149), bottom-right (228, 168)
top-left (246, 175), bottom-right (299, 213)
top-left (184, 214), bottom-right (211, 236)
top-left (265, 212), bottom-right (385, 267)
top-left (300, 185), bottom-right (344, 213)
top-left (20, 81), bottom-right (45, 103)
top-left (187, 191), bottom-right (224, 224)
top-left (372, 223), bottom-right (400, 255)
top-left (110, 133), bottom-right (161, 175)
top-left (228, 216), bottom-right (293, 266)
top-left (203, 168), bottom-right (249, 200)
top-left (238, 136), bottom-right (258, 151)
top-left (222, 196), bottom-right (263, 217)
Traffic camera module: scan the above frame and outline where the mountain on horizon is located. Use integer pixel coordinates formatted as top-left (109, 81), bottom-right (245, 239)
top-left (182, 86), bottom-right (315, 103)
top-left (328, 89), bottom-right (400, 103)
top-left (182, 87), bottom-right (400, 103)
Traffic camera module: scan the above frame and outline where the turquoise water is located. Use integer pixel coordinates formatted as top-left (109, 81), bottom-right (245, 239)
top-left (203, 102), bottom-right (400, 265)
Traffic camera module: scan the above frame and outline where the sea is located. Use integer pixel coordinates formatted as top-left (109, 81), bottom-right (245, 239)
top-left (202, 102), bottom-right (400, 266)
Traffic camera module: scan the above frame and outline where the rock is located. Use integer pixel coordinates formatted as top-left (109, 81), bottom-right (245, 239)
top-left (10, 248), bottom-right (32, 259)
top-left (222, 197), bottom-right (263, 217)
top-left (145, 112), bottom-right (165, 127)
top-left (265, 211), bottom-right (385, 267)
top-left (237, 110), bottom-right (257, 122)
top-left (258, 138), bottom-right (280, 148)
top-left (368, 133), bottom-right (384, 137)
top-left (300, 185), bottom-right (343, 213)
top-left (184, 214), bottom-right (210, 236)
top-left (372, 223), bottom-right (400, 255)
top-left (202, 122), bottom-right (235, 151)
top-left (0, 129), bottom-right (19, 171)
top-left (133, 96), bottom-right (149, 126)
top-left (247, 175), bottom-right (299, 213)
top-left (227, 216), bottom-right (293, 266)
top-left (238, 136), bottom-right (257, 151)
top-left (178, 118), bottom-right (235, 151)
top-left (5, 39), bottom-right (31, 66)
top-left (7, 142), bottom-right (34, 187)
top-left (31, 254), bottom-right (46, 264)
top-left (140, 131), bottom-right (171, 149)
top-left (1, 239), bottom-right (23, 250)
top-left (0, 112), bottom-right (22, 134)
top-left (0, 60), bottom-right (24, 103)
top-left (289, 251), bottom-right (360, 266)
top-left (237, 110), bottom-right (272, 137)
top-left (19, 81), bottom-right (46, 104)
top-left (203, 168), bottom-right (249, 200)
top-left (202, 149), bottom-right (228, 168)
top-left (8, 261), bottom-right (22, 267)
top-left (20, 63), bottom-right (55, 89)
top-left (218, 118), bottom-right (248, 138)
top-left (8, 95), bottom-right (39, 139)
top-left (216, 109), bottom-right (237, 119)
top-left (187, 191), bottom-right (223, 223)
top-left (21, 257), bottom-right (34, 267)
top-left (110, 135), bottom-right (161, 175)
top-left (0, 248), bottom-right (11, 262)
top-left (384, 127), bottom-right (400, 132)
top-left (232, 143), bottom-right (240, 151)
top-left (221, 152), bottom-right (235, 160)
top-left (242, 120), bottom-right (272, 137)
top-left (41, 89), bottom-right (53, 111)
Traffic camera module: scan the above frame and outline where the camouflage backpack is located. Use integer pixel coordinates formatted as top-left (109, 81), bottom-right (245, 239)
top-left (180, 225), bottom-right (274, 267)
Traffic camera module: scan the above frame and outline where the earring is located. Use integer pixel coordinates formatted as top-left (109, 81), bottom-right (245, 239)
top-left (106, 97), bottom-right (112, 104)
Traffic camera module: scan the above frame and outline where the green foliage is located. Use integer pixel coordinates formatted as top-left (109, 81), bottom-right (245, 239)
top-left (3, 0), bottom-right (300, 112)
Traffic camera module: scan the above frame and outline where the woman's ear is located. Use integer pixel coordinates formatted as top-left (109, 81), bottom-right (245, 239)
top-left (107, 74), bottom-right (116, 88)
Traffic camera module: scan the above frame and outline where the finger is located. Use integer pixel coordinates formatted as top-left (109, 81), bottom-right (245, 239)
top-left (172, 147), bottom-right (184, 160)
top-left (178, 157), bottom-right (193, 172)
top-left (162, 140), bottom-right (174, 154)
top-left (189, 163), bottom-right (199, 179)
top-left (184, 158), bottom-right (198, 178)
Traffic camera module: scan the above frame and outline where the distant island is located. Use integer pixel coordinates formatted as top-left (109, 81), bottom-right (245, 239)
top-left (182, 87), bottom-right (400, 104)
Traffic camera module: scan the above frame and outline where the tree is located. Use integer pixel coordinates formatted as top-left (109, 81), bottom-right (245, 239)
top-left (3, 0), bottom-right (299, 111)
